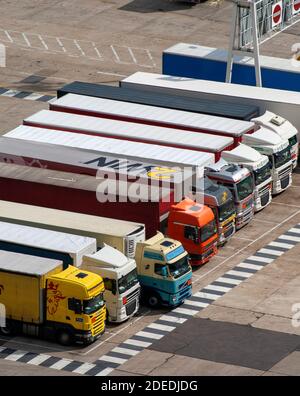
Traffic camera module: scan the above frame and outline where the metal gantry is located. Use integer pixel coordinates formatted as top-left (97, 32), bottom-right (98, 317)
top-left (226, 0), bottom-right (300, 86)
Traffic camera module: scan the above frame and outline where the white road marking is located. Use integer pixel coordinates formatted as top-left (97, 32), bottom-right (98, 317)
top-left (4, 350), bottom-right (27, 361)
top-left (98, 355), bottom-right (127, 365)
top-left (184, 299), bottom-right (209, 308)
top-left (123, 339), bottom-right (152, 348)
top-left (258, 248), bottom-right (283, 256)
top-left (112, 347), bottom-right (140, 356)
top-left (23, 92), bottom-right (44, 100)
top-left (238, 262), bottom-right (264, 271)
top-left (72, 362), bottom-right (96, 374)
top-left (216, 277), bottom-right (243, 285)
top-left (194, 291), bottom-right (222, 300)
top-left (268, 241), bottom-right (294, 249)
top-left (278, 234), bottom-right (300, 243)
top-left (226, 270), bottom-right (253, 278)
top-left (159, 315), bottom-right (187, 324)
top-left (147, 323), bottom-right (176, 332)
top-left (173, 307), bottom-right (199, 316)
top-left (247, 255), bottom-right (274, 263)
top-left (204, 284), bottom-right (231, 293)
top-left (1, 89), bottom-right (22, 97)
top-left (27, 354), bottom-right (52, 366)
top-left (288, 227), bottom-right (300, 234)
top-left (95, 367), bottom-right (115, 376)
top-left (136, 331), bottom-right (164, 340)
top-left (97, 71), bottom-right (127, 77)
top-left (50, 359), bottom-right (72, 370)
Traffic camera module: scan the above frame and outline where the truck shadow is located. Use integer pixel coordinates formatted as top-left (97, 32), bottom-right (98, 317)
top-left (119, 0), bottom-right (198, 13)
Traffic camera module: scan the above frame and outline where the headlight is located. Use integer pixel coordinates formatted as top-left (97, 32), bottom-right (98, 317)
top-left (172, 295), bottom-right (177, 303)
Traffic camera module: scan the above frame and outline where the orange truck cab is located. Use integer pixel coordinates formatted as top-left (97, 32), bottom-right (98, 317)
top-left (167, 198), bottom-right (218, 266)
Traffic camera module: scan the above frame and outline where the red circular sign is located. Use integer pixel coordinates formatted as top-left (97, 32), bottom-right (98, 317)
top-left (294, 0), bottom-right (300, 12)
top-left (273, 4), bottom-right (282, 24)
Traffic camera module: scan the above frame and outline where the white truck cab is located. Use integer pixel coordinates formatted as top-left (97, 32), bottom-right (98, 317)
top-left (252, 111), bottom-right (298, 169)
top-left (242, 129), bottom-right (292, 195)
top-left (82, 245), bottom-right (140, 323)
top-left (221, 144), bottom-right (272, 212)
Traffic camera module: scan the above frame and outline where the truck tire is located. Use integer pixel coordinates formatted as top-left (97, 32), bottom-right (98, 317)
top-left (56, 329), bottom-right (74, 346)
top-left (0, 321), bottom-right (15, 336)
top-left (147, 293), bottom-right (161, 308)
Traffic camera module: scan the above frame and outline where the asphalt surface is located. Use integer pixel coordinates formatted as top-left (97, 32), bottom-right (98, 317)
top-left (0, 0), bottom-right (300, 377)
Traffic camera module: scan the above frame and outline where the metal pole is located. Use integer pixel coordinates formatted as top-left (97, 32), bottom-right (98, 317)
top-left (226, 3), bottom-right (239, 83)
top-left (251, 1), bottom-right (262, 86)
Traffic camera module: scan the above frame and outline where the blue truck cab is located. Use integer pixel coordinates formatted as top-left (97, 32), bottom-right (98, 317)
top-left (135, 232), bottom-right (192, 307)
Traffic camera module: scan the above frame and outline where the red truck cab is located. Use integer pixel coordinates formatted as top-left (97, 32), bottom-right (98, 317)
top-left (167, 198), bottom-right (218, 266)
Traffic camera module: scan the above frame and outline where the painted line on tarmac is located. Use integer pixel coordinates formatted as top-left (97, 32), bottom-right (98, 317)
top-left (0, 222), bottom-right (299, 376)
top-left (0, 87), bottom-right (55, 102)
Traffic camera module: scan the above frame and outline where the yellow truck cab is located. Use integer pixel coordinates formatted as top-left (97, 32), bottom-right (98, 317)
top-left (48, 265), bottom-right (106, 345)
top-left (0, 250), bottom-right (106, 345)
top-left (135, 232), bottom-right (192, 307)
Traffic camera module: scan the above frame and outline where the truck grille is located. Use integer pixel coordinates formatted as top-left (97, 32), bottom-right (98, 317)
top-left (126, 300), bottom-right (137, 316)
top-left (241, 206), bottom-right (254, 224)
top-left (125, 288), bottom-right (140, 317)
top-left (278, 165), bottom-right (292, 180)
top-left (280, 176), bottom-right (290, 190)
top-left (127, 239), bottom-right (135, 258)
top-left (178, 283), bottom-right (192, 302)
top-left (92, 307), bottom-right (106, 336)
top-left (224, 224), bottom-right (235, 239)
top-left (260, 193), bottom-right (270, 207)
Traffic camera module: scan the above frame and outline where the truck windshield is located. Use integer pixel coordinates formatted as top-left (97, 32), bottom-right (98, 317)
top-left (218, 200), bottom-right (235, 222)
top-left (168, 256), bottom-right (191, 279)
top-left (274, 147), bottom-right (291, 169)
top-left (201, 220), bottom-right (217, 242)
top-left (253, 162), bottom-right (272, 186)
top-left (83, 293), bottom-right (105, 315)
top-left (289, 135), bottom-right (298, 147)
top-left (118, 269), bottom-right (139, 294)
top-left (236, 175), bottom-right (253, 201)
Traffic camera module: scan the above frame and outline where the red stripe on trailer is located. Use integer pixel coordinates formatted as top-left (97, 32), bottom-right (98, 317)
top-left (23, 111), bottom-right (234, 162)
top-left (0, 175), bottom-right (173, 239)
top-left (50, 94), bottom-right (255, 146)
top-left (51, 103), bottom-right (247, 146)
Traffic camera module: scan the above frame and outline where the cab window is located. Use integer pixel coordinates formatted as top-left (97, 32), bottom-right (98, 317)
top-left (184, 226), bottom-right (199, 243)
top-left (154, 263), bottom-right (167, 277)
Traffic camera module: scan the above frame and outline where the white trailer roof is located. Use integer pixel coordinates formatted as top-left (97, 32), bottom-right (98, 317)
top-left (221, 144), bottom-right (269, 169)
top-left (24, 109), bottom-right (233, 152)
top-left (251, 111), bottom-right (298, 140)
top-left (5, 125), bottom-right (214, 168)
top-left (0, 137), bottom-right (185, 183)
top-left (0, 200), bottom-right (144, 238)
top-left (52, 93), bottom-right (253, 138)
top-left (121, 72), bottom-right (300, 106)
top-left (0, 250), bottom-right (62, 276)
top-left (0, 221), bottom-right (97, 256)
top-left (84, 245), bottom-right (128, 269)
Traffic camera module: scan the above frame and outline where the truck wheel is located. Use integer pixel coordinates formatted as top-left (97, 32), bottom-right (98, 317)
top-left (0, 323), bottom-right (14, 336)
top-left (57, 330), bottom-right (74, 346)
top-left (147, 294), bottom-right (161, 308)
